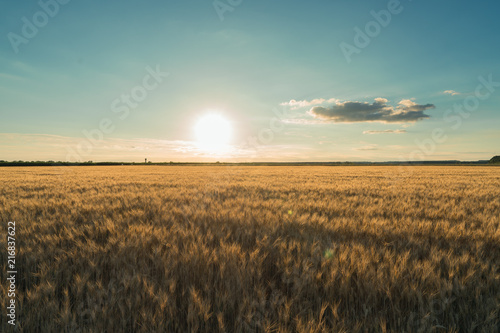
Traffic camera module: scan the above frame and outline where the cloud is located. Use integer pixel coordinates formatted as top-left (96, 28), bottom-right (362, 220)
top-left (0, 133), bottom-right (319, 163)
top-left (281, 118), bottom-right (327, 125)
top-left (355, 144), bottom-right (379, 151)
top-left (280, 98), bottom-right (338, 109)
top-left (307, 98), bottom-right (435, 123)
top-left (0, 133), bottom-right (200, 162)
top-left (443, 90), bottom-right (461, 96)
top-left (363, 129), bottom-right (407, 135)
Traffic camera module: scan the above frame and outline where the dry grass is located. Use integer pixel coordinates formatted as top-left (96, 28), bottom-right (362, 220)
top-left (0, 165), bottom-right (499, 332)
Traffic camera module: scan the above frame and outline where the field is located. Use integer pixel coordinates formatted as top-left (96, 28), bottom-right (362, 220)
top-left (0, 165), bottom-right (499, 332)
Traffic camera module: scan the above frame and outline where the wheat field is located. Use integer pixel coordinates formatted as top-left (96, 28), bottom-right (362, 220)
top-left (0, 165), bottom-right (499, 332)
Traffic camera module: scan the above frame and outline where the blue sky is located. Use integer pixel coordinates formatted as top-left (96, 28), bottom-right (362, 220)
top-left (1, 0), bottom-right (499, 162)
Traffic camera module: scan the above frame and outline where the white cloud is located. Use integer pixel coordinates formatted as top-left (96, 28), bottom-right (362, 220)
top-left (363, 129), bottom-right (407, 134)
top-left (0, 133), bottom-right (200, 162)
top-left (280, 98), bottom-right (338, 109)
top-left (443, 90), bottom-right (461, 96)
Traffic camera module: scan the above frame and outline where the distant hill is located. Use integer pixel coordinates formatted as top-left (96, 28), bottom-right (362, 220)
top-left (490, 156), bottom-right (500, 164)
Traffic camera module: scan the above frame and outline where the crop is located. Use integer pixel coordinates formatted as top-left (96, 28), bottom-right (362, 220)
top-left (0, 166), bottom-right (499, 332)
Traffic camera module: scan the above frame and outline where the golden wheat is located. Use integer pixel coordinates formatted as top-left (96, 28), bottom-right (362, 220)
top-left (0, 166), bottom-right (499, 332)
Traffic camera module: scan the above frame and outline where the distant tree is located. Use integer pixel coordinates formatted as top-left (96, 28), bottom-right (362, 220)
top-left (489, 156), bottom-right (500, 164)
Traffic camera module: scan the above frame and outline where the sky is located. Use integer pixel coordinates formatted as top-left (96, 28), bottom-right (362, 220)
top-left (0, 0), bottom-right (499, 162)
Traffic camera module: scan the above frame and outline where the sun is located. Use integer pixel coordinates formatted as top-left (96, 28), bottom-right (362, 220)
top-left (194, 114), bottom-right (232, 153)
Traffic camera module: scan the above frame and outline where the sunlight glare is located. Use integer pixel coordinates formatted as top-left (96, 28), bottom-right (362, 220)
top-left (194, 114), bottom-right (232, 154)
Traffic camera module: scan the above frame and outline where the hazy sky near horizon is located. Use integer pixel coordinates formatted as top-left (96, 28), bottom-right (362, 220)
top-left (1, 0), bottom-right (499, 162)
